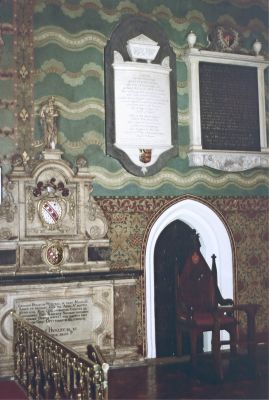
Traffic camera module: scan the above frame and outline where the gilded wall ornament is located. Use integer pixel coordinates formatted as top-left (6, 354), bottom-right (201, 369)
top-left (208, 26), bottom-right (240, 52)
top-left (41, 240), bottom-right (69, 271)
top-left (39, 96), bottom-right (59, 150)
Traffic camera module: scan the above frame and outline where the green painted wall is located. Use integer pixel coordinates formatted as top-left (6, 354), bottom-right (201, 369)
top-left (0, 0), bottom-right (268, 343)
top-left (0, 0), bottom-right (268, 196)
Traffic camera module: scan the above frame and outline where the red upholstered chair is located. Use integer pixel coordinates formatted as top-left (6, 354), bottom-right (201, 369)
top-left (176, 248), bottom-right (237, 380)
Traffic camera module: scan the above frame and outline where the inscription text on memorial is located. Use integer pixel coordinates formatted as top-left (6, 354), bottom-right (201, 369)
top-left (183, 48), bottom-right (268, 171)
top-left (105, 16), bottom-right (178, 176)
top-left (199, 62), bottom-right (260, 151)
top-left (15, 298), bottom-right (102, 342)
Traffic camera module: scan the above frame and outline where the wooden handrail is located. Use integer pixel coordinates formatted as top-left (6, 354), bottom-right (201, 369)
top-left (10, 311), bottom-right (109, 400)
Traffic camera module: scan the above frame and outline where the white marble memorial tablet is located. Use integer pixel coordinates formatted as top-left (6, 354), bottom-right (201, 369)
top-left (105, 18), bottom-right (178, 176)
top-left (112, 37), bottom-right (173, 172)
top-left (15, 298), bottom-right (101, 342)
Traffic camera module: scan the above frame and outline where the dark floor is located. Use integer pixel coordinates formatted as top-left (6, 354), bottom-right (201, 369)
top-left (109, 349), bottom-right (269, 400)
top-left (0, 349), bottom-right (267, 400)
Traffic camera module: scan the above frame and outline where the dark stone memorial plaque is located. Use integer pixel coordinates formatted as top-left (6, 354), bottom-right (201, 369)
top-left (199, 62), bottom-right (261, 151)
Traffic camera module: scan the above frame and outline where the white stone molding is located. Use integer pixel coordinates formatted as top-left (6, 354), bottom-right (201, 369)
top-left (126, 34), bottom-right (160, 63)
top-left (145, 198), bottom-right (233, 358)
top-left (112, 46), bottom-right (173, 173)
top-left (188, 150), bottom-right (269, 171)
top-left (182, 49), bottom-right (269, 171)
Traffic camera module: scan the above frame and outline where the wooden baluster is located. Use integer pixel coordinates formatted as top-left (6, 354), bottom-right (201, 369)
top-left (37, 334), bottom-right (44, 398)
top-left (65, 353), bottom-right (71, 398)
top-left (43, 371), bottom-right (50, 400)
top-left (27, 358), bottom-right (34, 398)
top-left (17, 332), bottom-right (26, 386)
top-left (48, 343), bottom-right (54, 384)
top-left (18, 343), bottom-right (24, 382)
top-left (27, 329), bottom-right (35, 397)
top-left (33, 355), bottom-right (41, 399)
top-left (13, 320), bottom-right (19, 377)
top-left (22, 347), bottom-right (28, 387)
top-left (72, 357), bottom-right (78, 399)
top-left (58, 348), bottom-right (63, 397)
top-left (76, 362), bottom-right (84, 400)
top-left (80, 363), bottom-right (88, 400)
top-left (42, 340), bottom-right (50, 399)
top-left (24, 327), bottom-right (30, 390)
top-left (19, 322), bottom-right (29, 391)
top-left (93, 364), bottom-right (102, 400)
top-left (102, 362), bottom-right (109, 400)
top-left (14, 343), bottom-right (18, 378)
top-left (81, 364), bottom-right (91, 400)
top-left (85, 366), bottom-right (93, 400)
top-left (11, 313), bottom-right (108, 400)
top-left (38, 334), bottom-right (44, 397)
top-left (14, 340), bottom-right (20, 378)
top-left (50, 343), bottom-right (56, 398)
top-left (53, 372), bottom-right (61, 400)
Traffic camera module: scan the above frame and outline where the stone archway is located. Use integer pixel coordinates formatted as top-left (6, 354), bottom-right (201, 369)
top-left (145, 196), bottom-right (235, 358)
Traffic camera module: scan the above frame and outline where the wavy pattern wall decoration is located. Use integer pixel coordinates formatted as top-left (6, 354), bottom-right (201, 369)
top-left (0, 0), bottom-right (268, 195)
top-left (0, 0), bottom-right (268, 348)
top-left (33, 0), bottom-right (268, 195)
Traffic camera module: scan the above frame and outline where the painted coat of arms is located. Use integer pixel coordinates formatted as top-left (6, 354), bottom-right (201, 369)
top-left (208, 26), bottom-right (240, 52)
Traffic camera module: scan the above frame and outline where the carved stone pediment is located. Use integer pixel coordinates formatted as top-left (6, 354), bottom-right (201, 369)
top-left (0, 150), bottom-right (110, 274)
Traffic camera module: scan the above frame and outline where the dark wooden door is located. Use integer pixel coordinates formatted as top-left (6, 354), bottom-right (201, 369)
top-left (154, 220), bottom-right (195, 357)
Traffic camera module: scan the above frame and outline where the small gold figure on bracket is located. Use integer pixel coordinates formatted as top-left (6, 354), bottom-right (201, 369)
top-left (40, 96), bottom-right (59, 149)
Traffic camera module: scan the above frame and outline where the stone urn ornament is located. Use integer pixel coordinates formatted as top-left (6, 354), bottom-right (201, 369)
top-left (187, 31), bottom-right (197, 49)
top-left (253, 39), bottom-right (262, 56)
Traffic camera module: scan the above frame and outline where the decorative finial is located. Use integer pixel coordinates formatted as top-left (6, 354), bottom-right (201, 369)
top-left (187, 31), bottom-right (197, 49)
top-left (253, 39), bottom-right (262, 56)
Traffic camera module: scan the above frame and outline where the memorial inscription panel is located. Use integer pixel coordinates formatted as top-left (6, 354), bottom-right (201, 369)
top-left (15, 298), bottom-right (102, 342)
top-left (199, 62), bottom-right (261, 151)
top-left (105, 16), bottom-right (178, 176)
top-left (114, 66), bottom-right (171, 147)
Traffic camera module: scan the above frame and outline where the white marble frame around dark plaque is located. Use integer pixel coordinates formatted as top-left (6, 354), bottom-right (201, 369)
top-left (183, 49), bottom-right (269, 171)
top-left (113, 51), bottom-right (173, 173)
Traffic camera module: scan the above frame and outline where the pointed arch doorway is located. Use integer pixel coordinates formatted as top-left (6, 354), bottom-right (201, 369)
top-left (154, 219), bottom-right (196, 357)
top-left (145, 197), bottom-right (235, 359)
